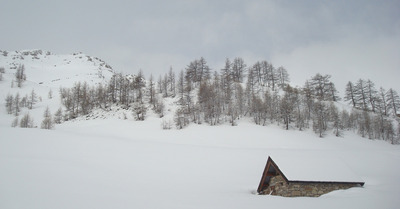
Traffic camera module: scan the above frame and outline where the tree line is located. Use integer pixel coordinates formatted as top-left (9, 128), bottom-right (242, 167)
top-left (5, 57), bottom-right (399, 143)
top-left (53, 57), bottom-right (400, 143)
top-left (345, 79), bottom-right (400, 116)
top-left (5, 88), bottom-right (58, 129)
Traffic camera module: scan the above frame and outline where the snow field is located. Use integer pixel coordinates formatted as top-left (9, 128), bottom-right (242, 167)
top-left (1, 118), bottom-right (400, 209)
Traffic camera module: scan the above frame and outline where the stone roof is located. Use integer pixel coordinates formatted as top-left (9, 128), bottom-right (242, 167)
top-left (257, 154), bottom-right (365, 194)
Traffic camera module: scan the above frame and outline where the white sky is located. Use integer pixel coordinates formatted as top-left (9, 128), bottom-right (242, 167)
top-left (1, 0), bottom-right (399, 95)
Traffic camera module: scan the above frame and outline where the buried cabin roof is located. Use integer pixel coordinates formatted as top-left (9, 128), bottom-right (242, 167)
top-left (258, 154), bottom-right (365, 193)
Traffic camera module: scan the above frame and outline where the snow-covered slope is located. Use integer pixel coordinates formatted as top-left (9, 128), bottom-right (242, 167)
top-left (1, 50), bottom-right (400, 209)
top-left (0, 49), bottom-right (114, 127)
top-left (0, 50), bottom-right (114, 88)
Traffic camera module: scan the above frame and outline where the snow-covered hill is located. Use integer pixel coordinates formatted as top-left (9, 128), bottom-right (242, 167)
top-left (0, 49), bottom-right (114, 87)
top-left (0, 49), bottom-right (114, 127)
top-left (1, 50), bottom-right (400, 209)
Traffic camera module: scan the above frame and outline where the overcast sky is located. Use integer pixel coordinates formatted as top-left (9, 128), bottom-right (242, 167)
top-left (2, 0), bottom-right (399, 95)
